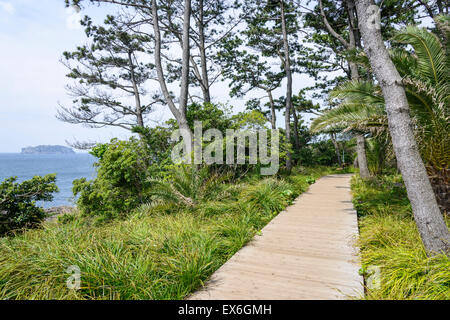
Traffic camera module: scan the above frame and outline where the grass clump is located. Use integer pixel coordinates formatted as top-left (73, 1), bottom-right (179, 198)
top-left (0, 166), bottom-right (333, 300)
top-left (351, 174), bottom-right (450, 300)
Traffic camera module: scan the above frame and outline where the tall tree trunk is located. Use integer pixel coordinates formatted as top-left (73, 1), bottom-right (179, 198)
top-left (346, 0), bottom-right (360, 81)
top-left (281, 0), bottom-right (293, 171)
top-left (152, 0), bottom-right (193, 146)
top-left (346, 0), bottom-right (370, 178)
top-left (179, 0), bottom-right (192, 120)
top-left (436, 0), bottom-right (444, 14)
top-left (267, 90), bottom-right (277, 129)
top-left (356, 0), bottom-right (450, 256)
top-left (197, 0), bottom-right (211, 103)
top-left (356, 135), bottom-right (370, 178)
top-left (346, 0), bottom-right (361, 47)
top-left (165, 2), bottom-right (208, 105)
top-left (291, 106), bottom-right (301, 152)
top-left (127, 51), bottom-right (144, 129)
top-left (330, 133), bottom-right (342, 166)
top-left (127, 50), bottom-right (147, 142)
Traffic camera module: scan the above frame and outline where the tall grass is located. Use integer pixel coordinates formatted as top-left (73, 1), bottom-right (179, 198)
top-left (352, 174), bottom-right (450, 300)
top-left (0, 166), bottom-right (334, 300)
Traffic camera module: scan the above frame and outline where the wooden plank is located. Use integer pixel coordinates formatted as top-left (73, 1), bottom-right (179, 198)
top-left (188, 174), bottom-right (364, 300)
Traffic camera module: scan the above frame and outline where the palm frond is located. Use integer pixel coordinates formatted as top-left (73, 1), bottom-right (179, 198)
top-left (147, 166), bottom-right (232, 207)
top-left (311, 103), bottom-right (386, 134)
top-left (330, 80), bottom-right (384, 106)
top-left (394, 26), bottom-right (448, 87)
top-left (390, 49), bottom-right (418, 79)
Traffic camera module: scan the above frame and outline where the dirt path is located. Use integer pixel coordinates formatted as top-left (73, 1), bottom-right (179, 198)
top-left (188, 174), bottom-right (364, 300)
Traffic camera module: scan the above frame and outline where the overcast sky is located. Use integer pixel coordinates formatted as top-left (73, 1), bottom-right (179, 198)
top-left (0, 0), bottom-right (317, 153)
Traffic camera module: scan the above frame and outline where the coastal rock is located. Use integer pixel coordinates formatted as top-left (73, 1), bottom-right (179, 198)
top-left (44, 206), bottom-right (74, 222)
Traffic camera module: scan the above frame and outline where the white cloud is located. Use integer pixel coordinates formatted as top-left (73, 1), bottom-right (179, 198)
top-left (0, 1), bottom-right (14, 15)
top-left (65, 7), bottom-right (81, 30)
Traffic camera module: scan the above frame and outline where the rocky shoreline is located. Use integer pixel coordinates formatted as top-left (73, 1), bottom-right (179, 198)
top-left (44, 206), bottom-right (74, 222)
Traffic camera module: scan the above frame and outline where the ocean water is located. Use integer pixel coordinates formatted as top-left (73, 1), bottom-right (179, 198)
top-left (0, 153), bottom-right (97, 208)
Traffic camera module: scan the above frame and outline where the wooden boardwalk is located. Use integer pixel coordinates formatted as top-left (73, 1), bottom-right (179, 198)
top-left (188, 174), bottom-right (364, 300)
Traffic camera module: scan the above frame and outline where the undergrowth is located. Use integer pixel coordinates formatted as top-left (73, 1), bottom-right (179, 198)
top-left (352, 174), bottom-right (450, 300)
top-left (0, 166), bottom-right (338, 300)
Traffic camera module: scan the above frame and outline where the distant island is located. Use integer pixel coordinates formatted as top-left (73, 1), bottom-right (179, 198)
top-left (21, 145), bottom-right (75, 154)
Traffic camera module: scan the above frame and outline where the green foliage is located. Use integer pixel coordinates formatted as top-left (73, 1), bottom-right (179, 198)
top-left (352, 174), bottom-right (410, 218)
top-left (132, 125), bottom-right (173, 175)
top-left (216, 0), bottom-right (302, 127)
top-left (216, 34), bottom-right (284, 99)
top-left (73, 138), bottom-right (152, 219)
top-left (57, 15), bottom-right (157, 132)
top-left (300, 0), bottom-right (418, 100)
top-left (308, 140), bottom-right (340, 166)
top-left (186, 102), bottom-right (233, 133)
top-left (241, 178), bottom-right (293, 215)
top-left (290, 134), bottom-right (354, 167)
top-left (0, 175), bottom-right (58, 236)
top-left (365, 136), bottom-right (392, 175)
top-left (352, 174), bottom-right (450, 299)
top-left (231, 110), bottom-right (268, 130)
top-left (394, 25), bottom-right (450, 174)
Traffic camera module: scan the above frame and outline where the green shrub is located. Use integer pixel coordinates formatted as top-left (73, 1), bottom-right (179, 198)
top-left (73, 138), bottom-right (152, 219)
top-left (0, 175), bottom-right (58, 236)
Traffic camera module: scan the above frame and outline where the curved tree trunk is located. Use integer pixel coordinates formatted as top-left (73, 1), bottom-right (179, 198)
top-left (152, 0), bottom-right (193, 149)
top-left (356, 0), bottom-right (450, 256)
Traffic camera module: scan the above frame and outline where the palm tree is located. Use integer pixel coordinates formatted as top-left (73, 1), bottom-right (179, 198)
top-left (311, 23), bottom-right (449, 214)
top-left (148, 165), bottom-right (231, 207)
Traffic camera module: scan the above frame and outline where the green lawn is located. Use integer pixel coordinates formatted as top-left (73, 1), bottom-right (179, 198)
top-left (0, 167), bottom-right (337, 300)
top-left (352, 174), bottom-right (450, 300)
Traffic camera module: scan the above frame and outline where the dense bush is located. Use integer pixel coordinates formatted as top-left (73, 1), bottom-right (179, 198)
top-left (0, 175), bottom-right (58, 236)
top-left (73, 138), bottom-right (153, 219)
